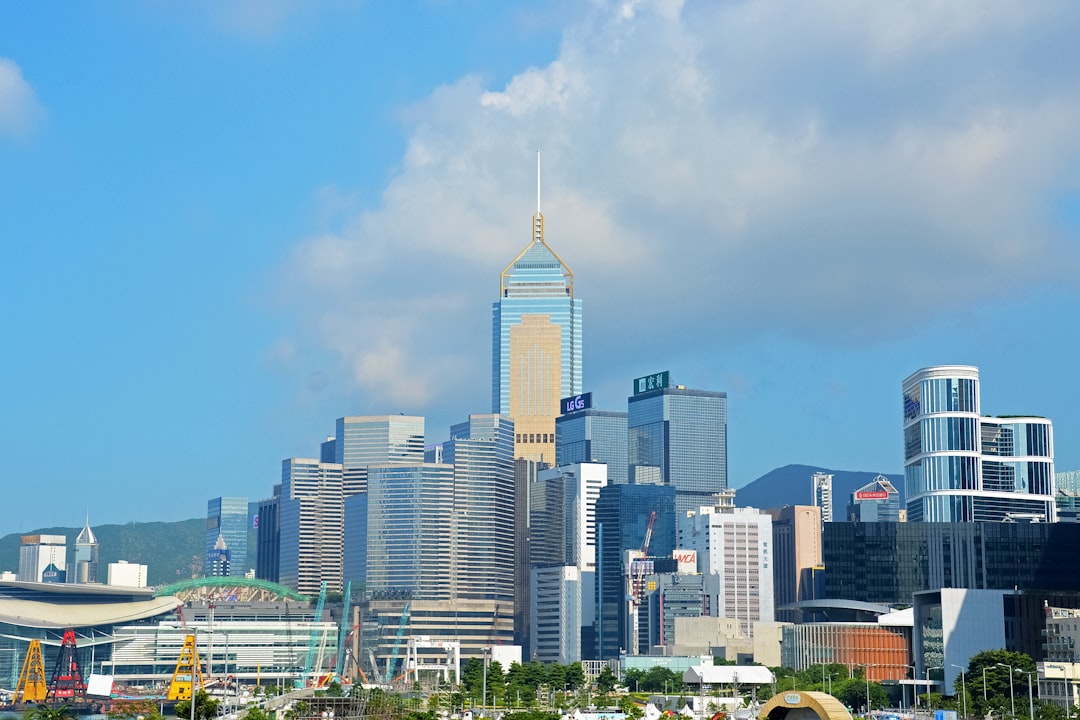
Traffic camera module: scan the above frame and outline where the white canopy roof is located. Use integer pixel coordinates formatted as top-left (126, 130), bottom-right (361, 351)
top-left (683, 665), bottom-right (775, 685)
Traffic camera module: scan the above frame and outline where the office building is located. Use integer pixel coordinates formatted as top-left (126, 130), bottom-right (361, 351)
top-left (643, 571), bottom-right (722, 651)
top-left (107, 560), bottom-right (147, 588)
top-left (278, 458), bottom-right (344, 595)
top-left (528, 463), bottom-right (607, 662)
top-left (206, 497), bottom-right (249, 577)
top-left (513, 458), bottom-right (545, 656)
top-left (206, 533), bottom-right (230, 577)
top-left (780, 616), bottom-right (911, 683)
top-left (73, 519), bottom-right (99, 584)
top-left (627, 377), bottom-right (728, 522)
top-left (594, 483), bottom-right (676, 659)
top-left (767, 505), bottom-right (822, 622)
top-left (492, 180), bottom-right (583, 464)
top-left (846, 476), bottom-right (901, 522)
top-left (902, 365), bottom-right (1056, 522)
top-left (680, 505), bottom-right (774, 637)
top-left (255, 487), bottom-right (281, 583)
top-left (342, 492), bottom-right (368, 589)
top-left (555, 396), bottom-right (628, 483)
top-left (18, 535), bottom-right (66, 583)
top-left (334, 415), bottom-right (425, 496)
top-left (823, 521), bottom-right (1080, 604)
top-left (812, 472), bottom-right (834, 523)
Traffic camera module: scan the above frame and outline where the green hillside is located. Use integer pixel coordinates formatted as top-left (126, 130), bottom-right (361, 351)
top-left (0, 519), bottom-right (205, 587)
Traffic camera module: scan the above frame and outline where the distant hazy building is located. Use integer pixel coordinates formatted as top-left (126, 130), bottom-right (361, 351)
top-left (766, 505), bottom-right (822, 622)
top-left (492, 183), bottom-right (583, 464)
top-left (594, 483), bottom-right (677, 660)
top-left (627, 378), bottom-right (728, 522)
top-left (903, 365), bottom-right (1056, 522)
top-left (680, 505), bottom-right (774, 636)
top-left (206, 497), bottom-right (249, 576)
top-left (513, 458), bottom-right (547, 657)
top-left (107, 560), bottom-right (147, 588)
top-left (812, 472), bottom-right (834, 523)
top-left (278, 458), bottom-right (344, 594)
top-left (847, 475), bottom-right (901, 522)
top-left (18, 535), bottom-right (66, 583)
top-left (555, 397), bottom-right (628, 484)
top-left (206, 533), bottom-right (231, 577)
top-left (73, 519), bottom-right (99, 584)
top-left (644, 572), bottom-right (722, 651)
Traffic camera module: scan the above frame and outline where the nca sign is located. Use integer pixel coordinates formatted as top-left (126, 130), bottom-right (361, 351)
top-left (856, 490), bottom-right (889, 500)
top-left (673, 549), bottom-right (697, 572)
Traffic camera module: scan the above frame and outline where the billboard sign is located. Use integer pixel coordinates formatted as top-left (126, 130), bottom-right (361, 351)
top-left (856, 490), bottom-right (890, 500)
top-left (634, 371), bottom-right (670, 395)
top-left (673, 549), bottom-right (697, 573)
top-left (561, 392), bottom-right (593, 415)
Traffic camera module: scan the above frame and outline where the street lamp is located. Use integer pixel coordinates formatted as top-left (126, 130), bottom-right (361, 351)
top-left (926, 666), bottom-right (943, 718)
top-left (996, 664), bottom-right (1016, 719)
top-left (1018, 670), bottom-right (1035, 720)
top-left (481, 647), bottom-right (490, 717)
top-left (950, 665), bottom-right (968, 720)
top-left (983, 667), bottom-right (988, 702)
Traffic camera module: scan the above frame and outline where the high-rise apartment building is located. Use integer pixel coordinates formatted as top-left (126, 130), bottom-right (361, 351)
top-left (278, 458), bottom-right (344, 595)
top-left (334, 415), bottom-right (425, 496)
top-left (555, 397), bottom-right (628, 484)
top-left (492, 173), bottom-right (582, 464)
top-left (902, 365), bottom-right (1056, 522)
top-left (206, 497), bottom-right (249, 577)
top-left (73, 519), bottom-right (99, 584)
top-left (680, 505), bottom-right (774, 637)
top-left (812, 472), bottom-right (834, 523)
top-left (594, 483), bottom-right (676, 659)
top-left (627, 380), bottom-right (728, 523)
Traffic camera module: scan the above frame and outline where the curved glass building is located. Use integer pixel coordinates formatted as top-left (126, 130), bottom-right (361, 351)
top-left (902, 365), bottom-right (1056, 522)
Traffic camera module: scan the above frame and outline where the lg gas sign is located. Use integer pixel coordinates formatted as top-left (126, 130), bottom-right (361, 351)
top-left (561, 392), bottom-right (593, 415)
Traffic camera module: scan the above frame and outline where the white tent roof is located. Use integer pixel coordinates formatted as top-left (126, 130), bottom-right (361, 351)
top-left (683, 665), bottom-right (775, 685)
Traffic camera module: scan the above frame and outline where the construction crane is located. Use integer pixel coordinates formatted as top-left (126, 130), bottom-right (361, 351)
top-left (14, 640), bottom-right (47, 704)
top-left (167, 605), bottom-right (204, 701)
top-left (334, 581), bottom-right (352, 677)
top-left (384, 602), bottom-right (411, 686)
top-left (632, 511), bottom-right (657, 606)
top-left (46, 629), bottom-right (86, 703)
top-left (300, 582), bottom-right (327, 687)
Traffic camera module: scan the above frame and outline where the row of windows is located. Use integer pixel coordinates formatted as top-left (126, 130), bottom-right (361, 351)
top-left (517, 432), bottom-right (553, 444)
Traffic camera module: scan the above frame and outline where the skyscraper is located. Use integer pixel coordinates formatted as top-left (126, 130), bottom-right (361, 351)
top-left (847, 475), bottom-right (901, 522)
top-left (555, 398), bottom-right (628, 484)
top-left (492, 159), bottom-right (582, 463)
top-left (206, 497), bottom-right (249, 577)
top-left (627, 379), bottom-right (728, 523)
top-left (73, 519), bottom-right (99, 584)
top-left (766, 505), bottom-right (822, 623)
top-left (334, 415), bottom-right (425, 496)
top-left (902, 365), bottom-right (1056, 522)
top-left (278, 458), bottom-right (344, 594)
top-left (812, 472), bottom-right (834, 523)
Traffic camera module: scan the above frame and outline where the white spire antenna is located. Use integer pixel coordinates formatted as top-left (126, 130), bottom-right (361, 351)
top-left (536, 149), bottom-right (541, 216)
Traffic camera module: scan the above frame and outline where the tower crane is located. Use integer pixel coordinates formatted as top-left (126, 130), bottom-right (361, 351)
top-left (632, 511), bottom-right (657, 607)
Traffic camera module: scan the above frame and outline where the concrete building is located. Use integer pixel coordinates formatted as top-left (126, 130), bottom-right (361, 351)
top-left (903, 365), bottom-right (1056, 522)
top-left (278, 458), bottom-right (344, 594)
top-left (767, 505), bottom-right (822, 623)
top-left (812, 472), bottom-right (834, 523)
top-left (643, 571), bottom-right (722, 651)
top-left (680, 505), bottom-right (774, 637)
top-left (492, 170), bottom-right (582, 464)
top-left (530, 565), bottom-right (582, 664)
top-left (73, 519), bottom-right (99, 584)
top-left (627, 378), bottom-right (728, 523)
top-left (206, 497), bottom-right (249, 576)
top-left (108, 560), bottom-right (148, 588)
top-left (17, 535), bottom-right (66, 583)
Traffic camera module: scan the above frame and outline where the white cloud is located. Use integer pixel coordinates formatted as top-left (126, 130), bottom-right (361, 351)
top-left (280, 0), bottom-right (1080, 416)
top-left (0, 58), bottom-right (44, 139)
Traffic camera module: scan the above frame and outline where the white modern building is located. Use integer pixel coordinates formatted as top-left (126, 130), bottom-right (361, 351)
top-left (902, 366), bottom-right (1056, 522)
top-left (278, 458), bottom-right (345, 594)
top-left (680, 505), bottom-right (774, 637)
top-left (107, 560), bottom-right (148, 588)
top-left (812, 473), bottom-right (834, 523)
top-left (17, 535), bottom-right (67, 582)
top-left (530, 565), bottom-right (582, 664)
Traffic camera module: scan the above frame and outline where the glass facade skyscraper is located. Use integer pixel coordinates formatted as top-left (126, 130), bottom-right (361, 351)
top-left (593, 482), bottom-right (676, 659)
top-left (555, 409), bottom-right (628, 484)
top-left (334, 415), bottom-right (425, 496)
top-left (902, 365), bottom-right (1056, 522)
top-left (278, 458), bottom-right (344, 594)
top-left (492, 208), bottom-right (582, 464)
top-left (627, 386), bottom-right (728, 523)
top-left (205, 496), bottom-right (249, 577)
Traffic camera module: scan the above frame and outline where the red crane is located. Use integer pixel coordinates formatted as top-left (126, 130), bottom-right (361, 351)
top-left (632, 511), bottom-right (657, 606)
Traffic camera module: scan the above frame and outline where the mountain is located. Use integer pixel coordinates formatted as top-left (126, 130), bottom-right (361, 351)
top-left (733, 463), bottom-right (904, 513)
top-left (0, 519), bottom-right (205, 588)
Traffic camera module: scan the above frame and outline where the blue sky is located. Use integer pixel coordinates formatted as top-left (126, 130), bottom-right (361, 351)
top-left (2, 1), bottom-right (1079, 538)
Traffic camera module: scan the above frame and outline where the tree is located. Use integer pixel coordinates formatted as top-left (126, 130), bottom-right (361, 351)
top-left (241, 706), bottom-right (271, 720)
top-left (28, 705), bottom-right (77, 720)
top-left (960, 649), bottom-right (1036, 720)
top-left (174, 691), bottom-right (220, 720)
top-left (597, 667), bottom-right (618, 695)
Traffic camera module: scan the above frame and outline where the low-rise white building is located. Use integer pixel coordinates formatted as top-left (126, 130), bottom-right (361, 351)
top-left (107, 560), bottom-right (148, 588)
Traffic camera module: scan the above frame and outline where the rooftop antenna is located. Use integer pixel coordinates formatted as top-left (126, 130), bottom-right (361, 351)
top-left (533, 150), bottom-right (544, 243)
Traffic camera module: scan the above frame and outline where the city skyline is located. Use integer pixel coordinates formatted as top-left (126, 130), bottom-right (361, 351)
top-left (3, 2), bottom-right (1080, 536)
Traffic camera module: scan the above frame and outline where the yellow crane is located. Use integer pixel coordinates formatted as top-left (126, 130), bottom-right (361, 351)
top-left (167, 634), bottom-right (204, 701)
top-left (14, 639), bottom-right (48, 704)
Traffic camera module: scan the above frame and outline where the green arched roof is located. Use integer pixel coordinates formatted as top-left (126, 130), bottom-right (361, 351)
top-left (154, 576), bottom-right (308, 601)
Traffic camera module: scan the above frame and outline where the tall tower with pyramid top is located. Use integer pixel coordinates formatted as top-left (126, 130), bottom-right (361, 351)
top-left (74, 518), bottom-right (98, 584)
top-left (492, 152), bottom-right (582, 463)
